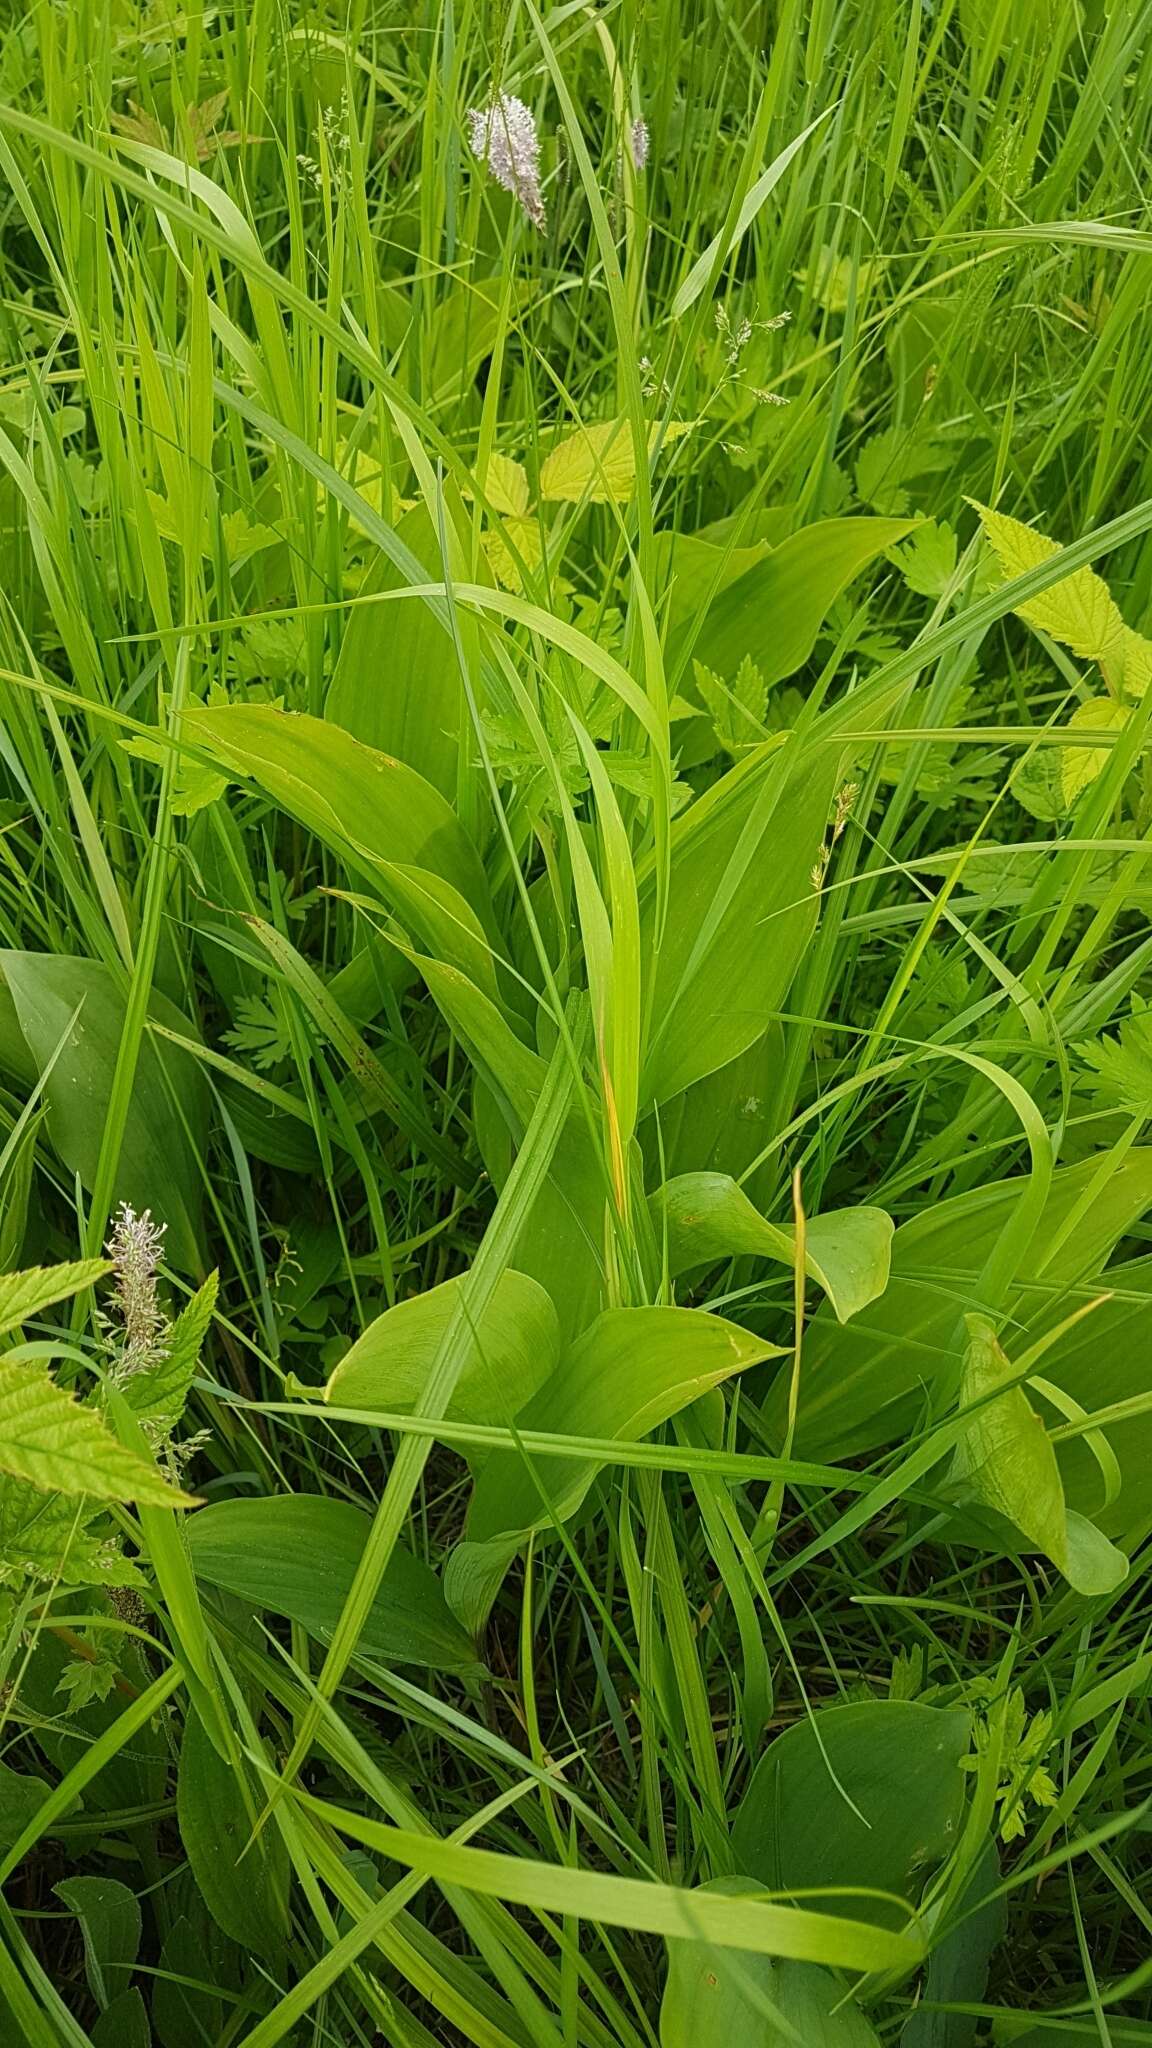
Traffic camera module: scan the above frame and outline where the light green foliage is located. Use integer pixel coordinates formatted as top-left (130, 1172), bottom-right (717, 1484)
top-left (890, 518), bottom-right (959, 598)
top-left (962, 1687), bottom-right (1058, 1844)
top-left (662, 1920), bottom-right (882, 2047)
top-left (692, 654), bottom-right (769, 756)
top-left (0, 1351), bottom-right (195, 1504)
top-left (1077, 1001), bottom-right (1152, 1118)
top-left (0, 0), bottom-right (1149, 2038)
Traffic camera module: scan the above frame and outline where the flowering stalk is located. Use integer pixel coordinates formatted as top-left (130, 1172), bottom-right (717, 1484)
top-left (105, 1202), bottom-right (170, 1381)
top-left (466, 94), bottom-right (546, 230)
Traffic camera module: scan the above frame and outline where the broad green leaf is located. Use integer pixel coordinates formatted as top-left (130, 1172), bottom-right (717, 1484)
top-left (184, 704), bottom-right (492, 921)
top-left (766, 1152), bottom-right (1152, 1460)
top-left (654, 528), bottom-right (777, 647)
top-left (901, 1839), bottom-right (1005, 2047)
top-left (327, 499), bottom-right (481, 801)
top-left (449, 1300), bottom-right (783, 1631)
top-left (1033, 1255), bottom-right (1152, 1539)
top-left (177, 1712), bottom-right (290, 1961)
top-left (662, 1922), bottom-right (882, 2048)
top-left (0, 1358), bottom-right (196, 1506)
top-left (408, 948), bottom-right (610, 1338)
top-left (639, 739), bottom-right (842, 1103)
top-left (54, 1876), bottom-right (141, 2010)
top-left (731, 1701), bottom-right (971, 1929)
top-left (91, 1989), bottom-right (149, 2048)
top-left (969, 503), bottom-right (1128, 667)
top-left (945, 1320), bottom-right (1127, 1594)
top-left (0, 1764), bottom-right (53, 1852)
top-left (465, 1306), bottom-right (784, 1548)
top-left (951, 1315), bottom-right (1066, 1552)
top-left (325, 1269), bottom-right (559, 1437)
top-left (0, 1260), bottom-right (110, 1340)
top-left (152, 1913), bottom-right (229, 2048)
top-left (681, 517), bottom-right (918, 688)
top-left (538, 418), bottom-right (691, 504)
top-left (0, 954), bottom-right (209, 1271)
top-left (123, 1272), bottom-right (218, 1436)
top-left (468, 450), bottom-right (532, 517)
top-left (651, 1172), bottom-right (893, 1322)
top-left (1060, 696), bottom-right (1129, 805)
top-left (185, 1494), bottom-right (481, 1673)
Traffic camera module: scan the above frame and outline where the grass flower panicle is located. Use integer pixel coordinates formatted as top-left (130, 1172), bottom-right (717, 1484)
top-left (466, 93), bottom-right (546, 229)
top-left (105, 1201), bottom-right (169, 1380)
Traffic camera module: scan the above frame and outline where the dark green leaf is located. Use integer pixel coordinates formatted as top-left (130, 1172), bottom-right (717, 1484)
top-left (0, 953), bottom-right (209, 1270)
top-left (732, 1702), bottom-right (971, 1929)
top-left (186, 1494), bottom-right (481, 1673)
top-left (177, 1712), bottom-right (290, 1961)
top-left (54, 1875), bottom-right (141, 2010)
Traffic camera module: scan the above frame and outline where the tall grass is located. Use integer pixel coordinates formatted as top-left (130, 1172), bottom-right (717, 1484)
top-left (0, 0), bottom-right (1150, 2042)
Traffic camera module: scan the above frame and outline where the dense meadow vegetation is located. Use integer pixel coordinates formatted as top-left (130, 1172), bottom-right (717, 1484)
top-left (0, 0), bottom-right (1151, 2040)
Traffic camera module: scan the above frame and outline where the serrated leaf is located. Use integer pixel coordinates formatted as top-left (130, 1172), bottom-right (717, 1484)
top-left (1076, 1004), bottom-right (1152, 1119)
top-left (0, 1358), bottom-right (196, 1506)
top-left (0, 1477), bottom-right (141, 1588)
top-left (890, 519), bottom-right (958, 598)
top-left (1120, 627), bottom-right (1152, 699)
top-left (1010, 745), bottom-right (1067, 822)
top-left (124, 1271), bottom-right (218, 1434)
top-left (797, 245), bottom-right (884, 313)
top-left (1060, 697), bottom-right (1129, 805)
top-left (692, 656), bottom-right (768, 756)
top-left (969, 502), bottom-right (1128, 666)
top-left (855, 427), bottom-right (913, 515)
top-left (474, 451), bottom-right (532, 517)
top-left (0, 1261), bottom-right (110, 1340)
top-left (538, 418), bottom-right (691, 504)
top-left (481, 512), bottom-right (543, 591)
top-left (120, 735), bottom-right (229, 817)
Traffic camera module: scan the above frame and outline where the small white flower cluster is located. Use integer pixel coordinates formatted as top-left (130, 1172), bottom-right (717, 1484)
top-left (105, 1201), bottom-right (170, 1382)
top-left (466, 95), bottom-right (653, 231)
top-left (466, 94), bottom-right (547, 229)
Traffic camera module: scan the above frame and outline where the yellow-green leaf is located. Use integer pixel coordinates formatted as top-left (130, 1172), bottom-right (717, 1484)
top-left (1120, 627), bottom-right (1152, 699)
top-left (539, 419), bottom-right (691, 505)
top-left (0, 1358), bottom-right (197, 1507)
top-left (481, 513), bottom-right (543, 592)
top-left (0, 1261), bottom-right (111, 1342)
top-left (1060, 697), bottom-right (1129, 805)
top-left (969, 501), bottom-right (1127, 666)
top-left (474, 451), bottom-right (531, 518)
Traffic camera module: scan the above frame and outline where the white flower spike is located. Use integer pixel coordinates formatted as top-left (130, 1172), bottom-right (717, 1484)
top-left (629, 117), bottom-right (649, 171)
top-left (466, 93), bottom-right (546, 230)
